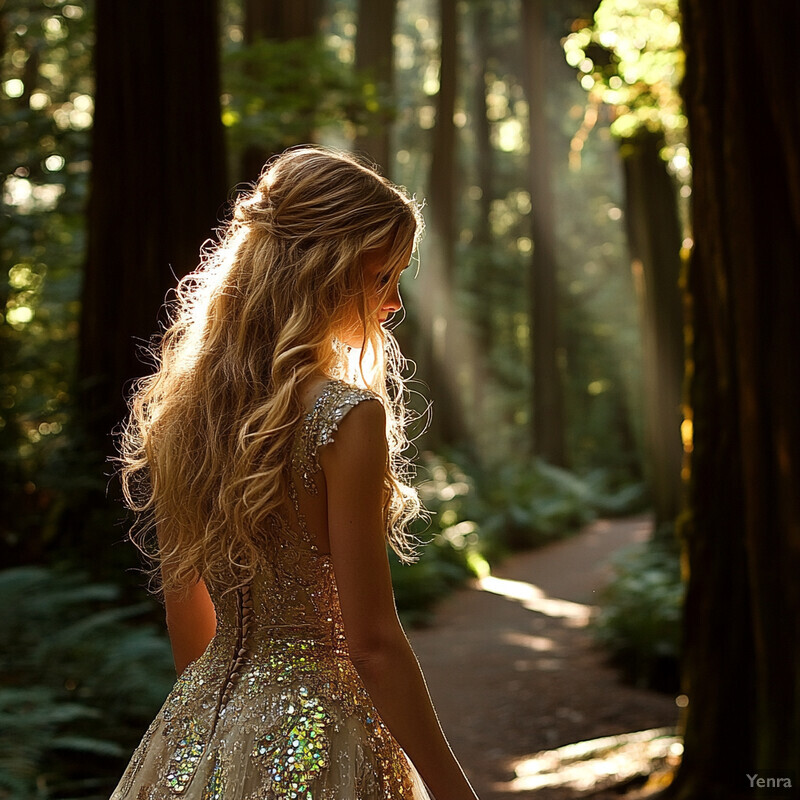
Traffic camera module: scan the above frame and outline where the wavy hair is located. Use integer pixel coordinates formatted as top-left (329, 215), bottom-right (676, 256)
top-left (119, 147), bottom-right (425, 595)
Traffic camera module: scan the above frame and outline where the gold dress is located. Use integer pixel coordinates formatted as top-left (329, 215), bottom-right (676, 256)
top-left (111, 380), bottom-right (431, 800)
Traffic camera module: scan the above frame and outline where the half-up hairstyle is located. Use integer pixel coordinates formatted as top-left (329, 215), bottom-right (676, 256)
top-left (119, 147), bottom-right (425, 595)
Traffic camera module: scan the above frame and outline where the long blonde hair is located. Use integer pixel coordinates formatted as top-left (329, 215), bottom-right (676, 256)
top-left (119, 147), bottom-right (425, 595)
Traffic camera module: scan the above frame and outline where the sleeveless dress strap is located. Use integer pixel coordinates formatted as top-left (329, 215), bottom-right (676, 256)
top-left (291, 379), bottom-right (379, 494)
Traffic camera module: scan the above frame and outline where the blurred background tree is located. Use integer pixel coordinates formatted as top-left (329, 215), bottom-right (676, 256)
top-left (79, 0), bottom-right (227, 468)
top-left (564, 0), bottom-right (685, 537)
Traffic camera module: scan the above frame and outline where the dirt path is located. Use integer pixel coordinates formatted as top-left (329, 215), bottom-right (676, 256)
top-left (408, 515), bottom-right (679, 799)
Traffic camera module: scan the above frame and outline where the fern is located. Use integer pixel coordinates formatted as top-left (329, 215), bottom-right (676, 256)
top-left (593, 540), bottom-right (683, 691)
top-left (0, 567), bottom-right (174, 799)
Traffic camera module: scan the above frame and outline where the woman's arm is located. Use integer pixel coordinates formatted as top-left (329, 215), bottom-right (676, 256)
top-left (320, 400), bottom-right (479, 800)
top-left (163, 579), bottom-right (217, 676)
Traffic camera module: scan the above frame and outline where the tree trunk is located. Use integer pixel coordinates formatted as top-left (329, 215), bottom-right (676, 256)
top-left (418, 0), bottom-right (467, 449)
top-left (622, 130), bottom-right (684, 534)
top-left (240, 0), bottom-right (322, 180)
top-left (79, 0), bottom-right (226, 457)
top-left (245, 0), bottom-right (321, 41)
top-left (669, 0), bottom-right (800, 796)
top-left (471, 0), bottom-right (493, 249)
top-left (521, 0), bottom-right (566, 466)
top-left (354, 0), bottom-right (397, 174)
top-left (465, 0), bottom-right (494, 457)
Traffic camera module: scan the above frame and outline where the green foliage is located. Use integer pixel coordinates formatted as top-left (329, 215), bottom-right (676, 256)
top-left (593, 536), bottom-right (683, 692)
top-left (564, 0), bottom-right (684, 139)
top-left (391, 452), bottom-right (647, 624)
top-left (563, 0), bottom-right (690, 181)
top-left (222, 35), bottom-right (393, 160)
top-left (391, 455), bottom-right (488, 626)
top-left (474, 458), bottom-right (648, 551)
top-left (1, 0), bottom-right (654, 574)
top-left (1, 0), bottom-right (94, 564)
top-left (0, 566), bottom-right (174, 800)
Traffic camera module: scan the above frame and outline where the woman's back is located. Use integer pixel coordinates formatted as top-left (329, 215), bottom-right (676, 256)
top-left (111, 378), bottom-right (430, 799)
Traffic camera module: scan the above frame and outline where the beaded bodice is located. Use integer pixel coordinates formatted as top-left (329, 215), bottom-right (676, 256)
top-left (207, 379), bottom-right (376, 651)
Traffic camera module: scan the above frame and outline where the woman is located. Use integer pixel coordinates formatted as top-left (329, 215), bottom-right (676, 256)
top-left (112, 147), bottom-right (480, 800)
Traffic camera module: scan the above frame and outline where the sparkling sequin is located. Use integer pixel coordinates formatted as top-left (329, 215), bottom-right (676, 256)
top-left (165, 718), bottom-right (207, 794)
top-left (252, 688), bottom-right (331, 796)
top-left (201, 757), bottom-right (225, 800)
top-left (291, 380), bottom-right (377, 493)
top-left (109, 380), bottom-right (424, 800)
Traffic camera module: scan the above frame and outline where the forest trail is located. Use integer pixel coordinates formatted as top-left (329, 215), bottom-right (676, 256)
top-left (408, 514), bottom-right (679, 800)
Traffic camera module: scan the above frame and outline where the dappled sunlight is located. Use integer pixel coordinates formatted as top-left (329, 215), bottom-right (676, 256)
top-left (564, 0), bottom-right (684, 144)
top-left (502, 631), bottom-right (555, 652)
top-left (476, 575), bottom-right (595, 627)
top-left (3, 175), bottom-right (66, 214)
top-left (496, 727), bottom-right (681, 793)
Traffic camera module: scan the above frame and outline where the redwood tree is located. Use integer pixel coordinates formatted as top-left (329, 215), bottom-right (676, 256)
top-left (622, 130), bottom-right (684, 533)
top-left (470, 1), bottom-right (493, 250)
top-left (670, 0), bottom-right (800, 796)
top-left (244, 0), bottom-right (320, 40)
top-left (417, 0), bottom-right (468, 449)
top-left (79, 1), bottom-right (227, 455)
top-left (354, 0), bottom-right (397, 173)
top-left (521, 0), bottom-right (566, 466)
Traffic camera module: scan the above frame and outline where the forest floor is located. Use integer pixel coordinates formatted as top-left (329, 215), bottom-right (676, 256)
top-left (408, 515), bottom-right (681, 800)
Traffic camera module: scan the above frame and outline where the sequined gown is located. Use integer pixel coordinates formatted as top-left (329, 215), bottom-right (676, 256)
top-left (111, 380), bottom-right (431, 800)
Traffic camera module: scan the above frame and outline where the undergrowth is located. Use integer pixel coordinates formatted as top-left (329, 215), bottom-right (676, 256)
top-left (592, 536), bottom-right (683, 692)
top-left (391, 451), bottom-right (648, 624)
top-left (0, 567), bottom-right (173, 800)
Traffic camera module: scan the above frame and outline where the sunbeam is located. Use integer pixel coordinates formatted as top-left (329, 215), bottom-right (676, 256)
top-left (476, 575), bottom-right (595, 627)
top-left (497, 727), bottom-right (681, 793)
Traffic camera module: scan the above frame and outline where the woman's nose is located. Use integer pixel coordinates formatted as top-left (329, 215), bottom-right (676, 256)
top-left (384, 284), bottom-right (402, 312)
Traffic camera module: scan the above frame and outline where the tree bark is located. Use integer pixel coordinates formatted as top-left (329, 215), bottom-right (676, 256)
top-left (354, 0), bottom-right (397, 174)
top-left (79, 0), bottom-right (227, 456)
top-left (428, 0), bottom-right (457, 290)
top-left (521, 0), bottom-right (566, 466)
top-left (622, 131), bottom-right (684, 533)
top-left (464, 0), bottom-right (494, 456)
top-left (245, 0), bottom-right (321, 42)
top-left (418, 0), bottom-right (467, 449)
top-left (471, 0), bottom-right (493, 249)
top-left (670, 0), bottom-right (800, 796)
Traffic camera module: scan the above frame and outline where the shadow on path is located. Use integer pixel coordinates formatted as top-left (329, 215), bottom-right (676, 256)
top-left (409, 515), bottom-right (679, 799)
